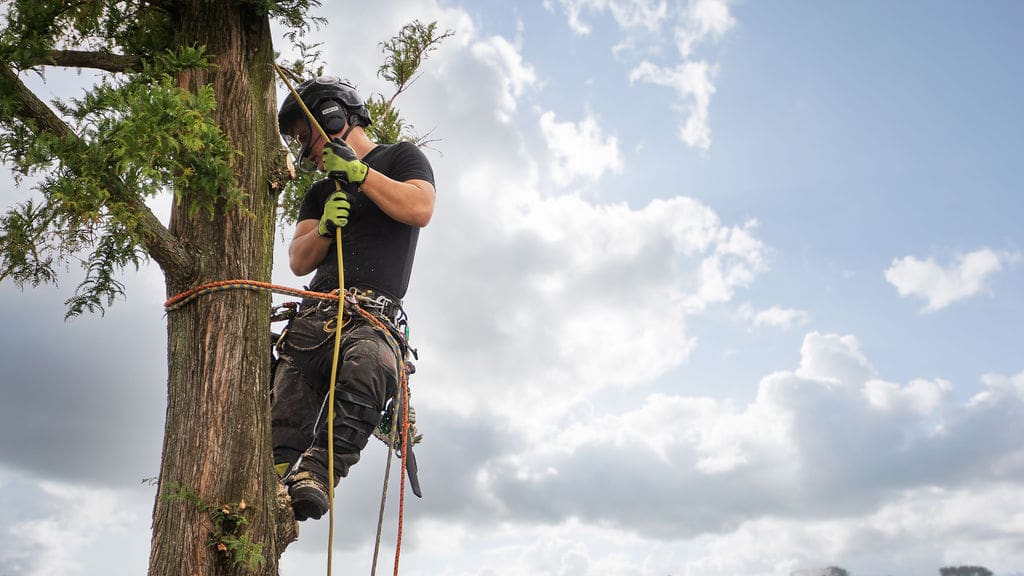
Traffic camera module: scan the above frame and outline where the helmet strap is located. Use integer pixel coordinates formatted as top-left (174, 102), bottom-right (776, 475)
top-left (340, 122), bottom-right (356, 142)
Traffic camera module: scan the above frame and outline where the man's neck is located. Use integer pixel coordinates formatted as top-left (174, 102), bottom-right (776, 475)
top-left (332, 127), bottom-right (377, 159)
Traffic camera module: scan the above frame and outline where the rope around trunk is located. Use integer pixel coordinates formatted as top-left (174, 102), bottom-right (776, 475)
top-left (164, 279), bottom-right (340, 311)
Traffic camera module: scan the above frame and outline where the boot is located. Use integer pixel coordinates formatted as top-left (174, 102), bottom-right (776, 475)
top-left (286, 470), bottom-right (329, 521)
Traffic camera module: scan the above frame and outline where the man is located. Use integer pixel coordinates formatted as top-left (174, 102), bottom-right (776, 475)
top-left (272, 76), bottom-right (435, 521)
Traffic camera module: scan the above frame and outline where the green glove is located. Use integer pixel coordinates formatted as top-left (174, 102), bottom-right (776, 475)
top-left (323, 139), bottom-right (368, 185)
top-left (318, 190), bottom-right (351, 237)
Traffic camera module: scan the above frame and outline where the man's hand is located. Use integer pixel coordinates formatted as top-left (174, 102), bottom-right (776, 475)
top-left (318, 190), bottom-right (351, 237)
top-left (323, 139), bottom-right (368, 185)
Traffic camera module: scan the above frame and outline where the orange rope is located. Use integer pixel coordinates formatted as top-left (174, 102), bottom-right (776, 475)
top-left (394, 368), bottom-right (410, 576)
top-left (163, 279), bottom-right (340, 311)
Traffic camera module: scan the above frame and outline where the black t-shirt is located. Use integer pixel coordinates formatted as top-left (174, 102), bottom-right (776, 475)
top-left (297, 141), bottom-right (434, 300)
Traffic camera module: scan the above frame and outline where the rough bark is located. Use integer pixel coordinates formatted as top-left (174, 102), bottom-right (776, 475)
top-left (149, 3), bottom-right (293, 575)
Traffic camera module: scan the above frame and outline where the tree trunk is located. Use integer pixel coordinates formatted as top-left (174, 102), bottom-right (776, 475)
top-left (149, 3), bottom-right (292, 575)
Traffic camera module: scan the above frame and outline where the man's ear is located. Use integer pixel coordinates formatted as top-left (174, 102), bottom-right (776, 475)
top-left (317, 101), bottom-right (347, 134)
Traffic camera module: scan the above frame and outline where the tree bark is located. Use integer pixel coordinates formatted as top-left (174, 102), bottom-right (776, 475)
top-left (149, 3), bottom-right (293, 575)
top-left (22, 50), bottom-right (144, 72)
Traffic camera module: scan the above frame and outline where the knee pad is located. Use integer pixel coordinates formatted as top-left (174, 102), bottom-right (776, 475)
top-left (333, 387), bottom-right (383, 452)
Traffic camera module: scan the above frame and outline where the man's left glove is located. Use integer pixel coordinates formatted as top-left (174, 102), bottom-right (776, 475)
top-left (318, 190), bottom-right (351, 237)
top-left (323, 139), bottom-right (368, 185)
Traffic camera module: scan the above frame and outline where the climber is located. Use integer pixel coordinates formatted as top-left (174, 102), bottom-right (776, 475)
top-left (271, 75), bottom-right (435, 521)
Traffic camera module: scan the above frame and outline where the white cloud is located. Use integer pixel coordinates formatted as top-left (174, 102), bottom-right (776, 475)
top-left (863, 378), bottom-right (952, 415)
top-left (545, 0), bottom-right (668, 36)
top-left (739, 303), bottom-right (811, 330)
top-left (793, 332), bottom-right (875, 388)
top-left (969, 370), bottom-right (1024, 407)
top-left (546, 0), bottom-right (735, 149)
top-left (677, 484), bottom-right (1024, 576)
top-left (630, 59), bottom-right (717, 149)
top-left (0, 481), bottom-right (140, 576)
top-left (885, 248), bottom-right (1014, 313)
top-left (539, 111), bottom-right (623, 189)
top-left (351, 492), bottom-right (1024, 576)
top-left (606, 0), bottom-right (669, 33)
top-left (675, 0), bottom-right (736, 58)
top-left (380, 338), bottom-right (1024, 575)
top-left (362, 12), bottom-right (767, 425)
top-left (470, 35), bottom-right (540, 122)
top-left (415, 188), bottom-right (767, 427)
top-left (470, 330), bottom-right (1024, 546)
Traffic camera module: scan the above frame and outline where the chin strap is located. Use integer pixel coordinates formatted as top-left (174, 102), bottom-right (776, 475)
top-left (340, 120), bottom-right (356, 142)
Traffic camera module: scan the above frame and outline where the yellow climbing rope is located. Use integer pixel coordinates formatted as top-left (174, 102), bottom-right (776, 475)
top-left (326, 225), bottom-right (344, 576)
top-left (274, 62), bottom-right (345, 576)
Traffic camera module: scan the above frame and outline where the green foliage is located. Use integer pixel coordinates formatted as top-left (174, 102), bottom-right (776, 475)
top-left (0, 46), bottom-right (241, 315)
top-left (63, 224), bottom-right (143, 319)
top-left (365, 96), bottom-right (404, 147)
top-left (276, 168), bottom-right (319, 225)
top-left (365, 20), bottom-right (454, 146)
top-left (275, 40), bottom-right (325, 87)
top-left (0, 0), bottom-right (331, 318)
top-left (161, 481), bottom-right (266, 571)
top-left (61, 48), bottom-right (245, 219)
top-left (376, 20), bottom-right (450, 94)
top-left (0, 199), bottom-right (59, 285)
top-left (0, 1), bottom-right (174, 66)
top-left (265, 0), bottom-right (327, 43)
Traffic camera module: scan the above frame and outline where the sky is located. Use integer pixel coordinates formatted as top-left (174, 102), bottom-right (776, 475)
top-left (1, 0), bottom-right (1023, 575)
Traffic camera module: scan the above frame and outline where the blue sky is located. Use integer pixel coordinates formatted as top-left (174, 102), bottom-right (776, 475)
top-left (1, 1), bottom-right (1023, 575)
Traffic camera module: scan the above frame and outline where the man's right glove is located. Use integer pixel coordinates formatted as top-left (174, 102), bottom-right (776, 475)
top-left (318, 190), bottom-right (351, 237)
top-left (323, 139), bottom-right (368, 185)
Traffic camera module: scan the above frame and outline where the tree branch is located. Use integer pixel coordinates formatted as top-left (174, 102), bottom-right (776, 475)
top-left (0, 62), bottom-right (195, 281)
top-left (29, 50), bottom-right (145, 73)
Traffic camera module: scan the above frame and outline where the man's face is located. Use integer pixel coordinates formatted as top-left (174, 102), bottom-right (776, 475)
top-left (285, 121), bottom-right (325, 170)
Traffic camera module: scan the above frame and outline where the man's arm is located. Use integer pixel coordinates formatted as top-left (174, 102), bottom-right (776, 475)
top-left (359, 172), bottom-right (435, 228)
top-left (322, 140), bottom-right (435, 228)
top-left (289, 219), bottom-right (332, 276)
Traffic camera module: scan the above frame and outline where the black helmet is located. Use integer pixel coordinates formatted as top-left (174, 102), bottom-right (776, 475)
top-left (278, 75), bottom-right (372, 137)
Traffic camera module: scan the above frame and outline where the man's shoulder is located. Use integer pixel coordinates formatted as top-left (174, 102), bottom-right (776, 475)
top-left (368, 140), bottom-right (420, 159)
top-left (368, 141), bottom-right (434, 184)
